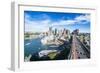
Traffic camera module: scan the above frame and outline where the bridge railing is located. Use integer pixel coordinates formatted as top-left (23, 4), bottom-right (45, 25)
top-left (68, 36), bottom-right (73, 59)
top-left (76, 37), bottom-right (90, 58)
top-left (68, 47), bottom-right (72, 59)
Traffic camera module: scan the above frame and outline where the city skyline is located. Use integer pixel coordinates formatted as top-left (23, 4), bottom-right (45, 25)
top-left (24, 11), bottom-right (90, 33)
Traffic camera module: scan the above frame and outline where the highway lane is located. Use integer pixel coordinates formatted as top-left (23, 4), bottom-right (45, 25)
top-left (71, 35), bottom-right (89, 59)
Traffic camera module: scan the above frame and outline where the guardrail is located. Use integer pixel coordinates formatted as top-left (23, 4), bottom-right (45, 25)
top-left (68, 47), bottom-right (72, 59)
top-left (68, 35), bottom-right (90, 59)
top-left (76, 37), bottom-right (90, 58)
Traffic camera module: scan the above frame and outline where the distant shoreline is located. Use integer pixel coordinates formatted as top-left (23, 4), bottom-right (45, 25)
top-left (24, 34), bottom-right (40, 40)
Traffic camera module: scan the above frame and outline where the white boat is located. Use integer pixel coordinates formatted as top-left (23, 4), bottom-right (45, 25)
top-left (38, 50), bottom-right (57, 57)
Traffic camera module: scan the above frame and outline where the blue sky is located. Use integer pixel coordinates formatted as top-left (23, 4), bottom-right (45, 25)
top-left (24, 11), bottom-right (90, 33)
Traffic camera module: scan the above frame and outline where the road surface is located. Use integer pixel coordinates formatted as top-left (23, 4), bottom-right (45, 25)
top-left (70, 35), bottom-right (90, 59)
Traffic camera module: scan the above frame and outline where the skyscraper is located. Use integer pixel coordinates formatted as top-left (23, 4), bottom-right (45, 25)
top-left (54, 28), bottom-right (57, 35)
top-left (48, 27), bottom-right (52, 35)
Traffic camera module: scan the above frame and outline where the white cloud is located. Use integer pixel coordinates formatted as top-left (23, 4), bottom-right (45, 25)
top-left (75, 14), bottom-right (90, 22)
top-left (52, 20), bottom-right (76, 26)
top-left (75, 14), bottom-right (90, 25)
top-left (25, 14), bottom-right (90, 32)
top-left (25, 19), bottom-right (51, 32)
top-left (52, 14), bottom-right (90, 26)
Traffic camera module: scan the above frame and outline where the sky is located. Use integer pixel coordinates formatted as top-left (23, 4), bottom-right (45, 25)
top-left (24, 11), bottom-right (90, 33)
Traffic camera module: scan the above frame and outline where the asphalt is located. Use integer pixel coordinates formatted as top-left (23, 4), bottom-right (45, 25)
top-left (71, 35), bottom-right (89, 59)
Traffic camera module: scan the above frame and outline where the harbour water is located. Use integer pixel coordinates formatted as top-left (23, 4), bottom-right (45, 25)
top-left (24, 38), bottom-right (59, 57)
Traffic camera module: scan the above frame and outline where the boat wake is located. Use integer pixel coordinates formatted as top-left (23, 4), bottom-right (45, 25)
top-left (25, 43), bottom-right (31, 46)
